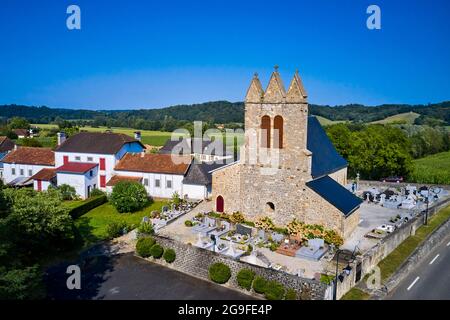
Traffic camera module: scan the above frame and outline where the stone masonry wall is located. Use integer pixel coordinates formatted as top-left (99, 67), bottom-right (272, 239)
top-left (150, 234), bottom-right (327, 300)
top-left (336, 197), bottom-right (450, 298)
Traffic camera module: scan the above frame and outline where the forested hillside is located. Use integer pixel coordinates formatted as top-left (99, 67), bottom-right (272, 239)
top-left (1, 100), bottom-right (449, 130)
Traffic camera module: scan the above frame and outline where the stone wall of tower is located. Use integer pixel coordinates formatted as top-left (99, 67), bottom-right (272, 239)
top-left (211, 69), bottom-right (359, 239)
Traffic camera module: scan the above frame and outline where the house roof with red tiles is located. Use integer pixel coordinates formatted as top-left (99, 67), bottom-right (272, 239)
top-left (0, 136), bottom-right (15, 153)
top-left (56, 162), bottom-right (98, 174)
top-left (2, 147), bottom-right (55, 166)
top-left (106, 175), bottom-right (142, 187)
top-left (13, 129), bottom-right (29, 137)
top-left (31, 168), bottom-right (57, 181)
top-left (55, 132), bottom-right (145, 154)
top-left (115, 153), bottom-right (191, 175)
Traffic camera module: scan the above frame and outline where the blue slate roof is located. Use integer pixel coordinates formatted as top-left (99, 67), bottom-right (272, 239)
top-left (307, 116), bottom-right (348, 178)
top-left (306, 175), bottom-right (362, 216)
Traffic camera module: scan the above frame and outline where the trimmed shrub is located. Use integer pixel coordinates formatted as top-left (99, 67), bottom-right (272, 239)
top-left (163, 248), bottom-right (176, 263)
top-left (252, 276), bottom-right (267, 294)
top-left (150, 244), bottom-right (164, 259)
top-left (136, 237), bottom-right (155, 257)
top-left (58, 184), bottom-right (78, 200)
top-left (137, 221), bottom-right (154, 236)
top-left (106, 221), bottom-right (129, 239)
top-left (184, 220), bottom-right (193, 227)
top-left (89, 188), bottom-right (105, 198)
top-left (68, 195), bottom-right (107, 219)
top-left (285, 288), bottom-right (297, 300)
top-left (110, 181), bottom-right (149, 213)
top-left (208, 262), bottom-right (231, 284)
top-left (264, 280), bottom-right (285, 300)
top-left (236, 268), bottom-right (255, 291)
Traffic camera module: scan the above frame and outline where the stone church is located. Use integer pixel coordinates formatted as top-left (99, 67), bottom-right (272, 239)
top-left (211, 68), bottom-right (362, 239)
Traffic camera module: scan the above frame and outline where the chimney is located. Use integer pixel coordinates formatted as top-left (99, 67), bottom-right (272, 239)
top-left (134, 131), bottom-right (142, 141)
top-left (57, 132), bottom-right (66, 146)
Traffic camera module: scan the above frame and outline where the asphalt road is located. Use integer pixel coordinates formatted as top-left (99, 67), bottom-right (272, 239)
top-left (45, 253), bottom-right (253, 300)
top-left (386, 235), bottom-right (450, 300)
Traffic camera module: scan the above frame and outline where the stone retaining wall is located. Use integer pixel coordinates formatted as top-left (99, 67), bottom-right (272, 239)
top-left (335, 197), bottom-right (450, 299)
top-left (384, 215), bottom-right (450, 293)
top-left (149, 235), bottom-right (327, 300)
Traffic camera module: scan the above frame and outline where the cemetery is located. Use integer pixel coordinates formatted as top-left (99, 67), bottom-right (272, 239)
top-left (145, 181), bottom-right (450, 283)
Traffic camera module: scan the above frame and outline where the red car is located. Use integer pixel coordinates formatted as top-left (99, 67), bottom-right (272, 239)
top-left (381, 176), bottom-right (404, 183)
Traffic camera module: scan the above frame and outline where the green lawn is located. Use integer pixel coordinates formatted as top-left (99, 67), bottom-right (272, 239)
top-left (409, 151), bottom-right (450, 185)
top-left (341, 288), bottom-right (370, 300)
top-left (74, 201), bottom-right (167, 245)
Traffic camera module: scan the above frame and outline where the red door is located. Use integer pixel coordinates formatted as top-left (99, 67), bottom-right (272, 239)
top-left (63, 156), bottom-right (69, 164)
top-left (216, 195), bottom-right (224, 213)
top-left (37, 180), bottom-right (42, 192)
top-left (100, 175), bottom-right (106, 188)
top-left (99, 158), bottom-right (106, 170)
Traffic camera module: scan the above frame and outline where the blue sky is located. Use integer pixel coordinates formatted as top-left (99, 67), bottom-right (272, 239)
top-left (0, 0), bottom-right (449, 109)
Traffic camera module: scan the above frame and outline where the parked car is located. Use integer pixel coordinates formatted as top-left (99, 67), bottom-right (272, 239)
top-left (376, 224), bottom-right (395, 233)
top-left (381, 176), bottom-right (404, 183)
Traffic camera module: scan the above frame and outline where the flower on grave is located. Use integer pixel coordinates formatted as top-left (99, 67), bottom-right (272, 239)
top-left (229, 211), bottom-right (245, 224)
top-left (255, 216), bottom-right (275, 231)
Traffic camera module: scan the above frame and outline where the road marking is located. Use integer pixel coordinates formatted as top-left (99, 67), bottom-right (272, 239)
top-left (407, 277), bottom-right (420, 291)
top-left (447, 241), bottom-right (450, 247)
top-left (429, 254), bottom-right (440, 265)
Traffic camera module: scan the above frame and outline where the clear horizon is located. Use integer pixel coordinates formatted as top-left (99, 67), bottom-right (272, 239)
top-left (1, 0), bottom-right (449, 110)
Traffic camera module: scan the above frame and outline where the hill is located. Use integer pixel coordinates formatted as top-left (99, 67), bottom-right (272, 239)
top-left (1, 100), bottom-right (450, 129)
top-left (409, 151), bottom-right (450, 184)
top-left (370, 112), bottom-right (420, 125)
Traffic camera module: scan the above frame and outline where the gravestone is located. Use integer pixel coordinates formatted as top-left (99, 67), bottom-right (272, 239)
top-left (236, 224), bottom-right (252, 236)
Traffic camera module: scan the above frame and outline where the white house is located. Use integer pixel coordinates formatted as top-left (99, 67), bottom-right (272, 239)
top-left (182, 162), bottom-right (227, 199)
top-left (0, 136), bottom-right (16, 182)
top-left (56, 162), bottom-right (99, 199)
top-left (30, 168), bottom-right (56, 191)
top-left (112, 153), bottom-right (191, 199)
top-left (1, 147), bottom-right (55, 186)
top-left (54, 131), bottom-right (145, 192)
top-left (159, 138), bottom-right (234, 163)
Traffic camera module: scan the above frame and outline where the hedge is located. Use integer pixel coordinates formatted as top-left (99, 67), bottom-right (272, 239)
top-left (136, 237), bottom-right (156, 258)
top-left (150, 244), bottom-right (164, 259)
top-left (285, 288), bottom-right (297, 300)
top-left (68, 195), bottom-right (107, 219)
top-left (208, 263), bottom-right (231, 284)
top-left (252, 276), bottom-right (267, 294)
top-left (264, 280), bottom-right (285, 300)
top-left (236, 269), bottom-right (255, 291)
top-left (163, 248), bottom-right (176, 263)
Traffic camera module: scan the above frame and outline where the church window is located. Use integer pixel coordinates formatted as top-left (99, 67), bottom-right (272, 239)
top-left (261, 115), bottom-right (271, 148)
top-left (274, 115), bottom-right (284, 149)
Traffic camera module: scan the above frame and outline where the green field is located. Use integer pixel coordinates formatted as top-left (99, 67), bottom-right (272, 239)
top-left (371, 112), bottom-right (420, 125)
top-left (32, 124), bottom-right (180, 146)
top-left (409, 151), bottom-right (450, 185)
top-left (314, 115), bottom-right (346, 126)
top-left (32, 123), bottom-right (245, 148)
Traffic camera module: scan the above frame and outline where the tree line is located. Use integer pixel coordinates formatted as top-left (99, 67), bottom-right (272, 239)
top-left (1, 100), bottom-right (449, 132)
top-left (325, 123), bottom-right (450, 180)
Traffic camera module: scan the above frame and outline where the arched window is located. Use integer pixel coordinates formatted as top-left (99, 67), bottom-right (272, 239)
top-left (273, 115), bottom-right (283, 149)
top-left (216, 195), bottom-right (224, 213)
top-left (266, 202), bottom-right (275, 211)
top-left (261, 115), bottom-right (271, 148)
